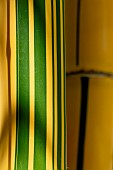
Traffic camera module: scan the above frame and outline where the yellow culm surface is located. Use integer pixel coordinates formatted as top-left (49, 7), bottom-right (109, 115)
top-left (66, 0), bottom-right (113, 170)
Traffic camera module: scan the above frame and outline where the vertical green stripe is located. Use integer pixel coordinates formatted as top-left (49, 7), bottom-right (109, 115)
top-left (15, 0), bottom-right (19, 168)
top-left (62, 0), bottom-right (66, 169)
top-left (56, 0), bottom-right (61, 169)
top-left (51, 0), bottom-right (54, 169)
top-left (15, 0), bottom-right (29, 169)
top-left (34, 0), bottom-right (46, 170)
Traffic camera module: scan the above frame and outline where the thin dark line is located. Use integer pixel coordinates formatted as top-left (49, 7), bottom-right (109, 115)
top-left (66, 70), bottom-right (113, 78)
top-left (77, 77), bottom-right (89, 170)
top-left (7, 0), bottom-right (11, 170)
top-left (62, 0), bottom-right (66, 169)
top-left (51, 0), bottom-right (54, 169)
top-left (76, 0), bottom-right (81, 66)
top-left (56, 0), bottom-right (61, 169)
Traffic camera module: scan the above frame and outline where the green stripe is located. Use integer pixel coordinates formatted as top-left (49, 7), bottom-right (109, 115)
top-left (15, 0), bottom-right (29, 169)
top-left (56, 0), bottom-right (62, 169)
top-left (34, 0), bottom-right (46, 170)
top-left (15, 0), bottom-right (18, 167)
top-left (63, 0), bottom-right (66, 169)
top-left (51, 0), bottom-right (54, 170)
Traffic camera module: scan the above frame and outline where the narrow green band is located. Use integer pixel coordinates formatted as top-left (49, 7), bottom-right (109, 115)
top-left (34, 1), bottom-right (46, 170)
top-left (15, 0), bottom-right (29, 169)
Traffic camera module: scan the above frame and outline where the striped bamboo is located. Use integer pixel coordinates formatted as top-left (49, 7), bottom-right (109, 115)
top-left (0, 0), bottom-right (66, 170)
